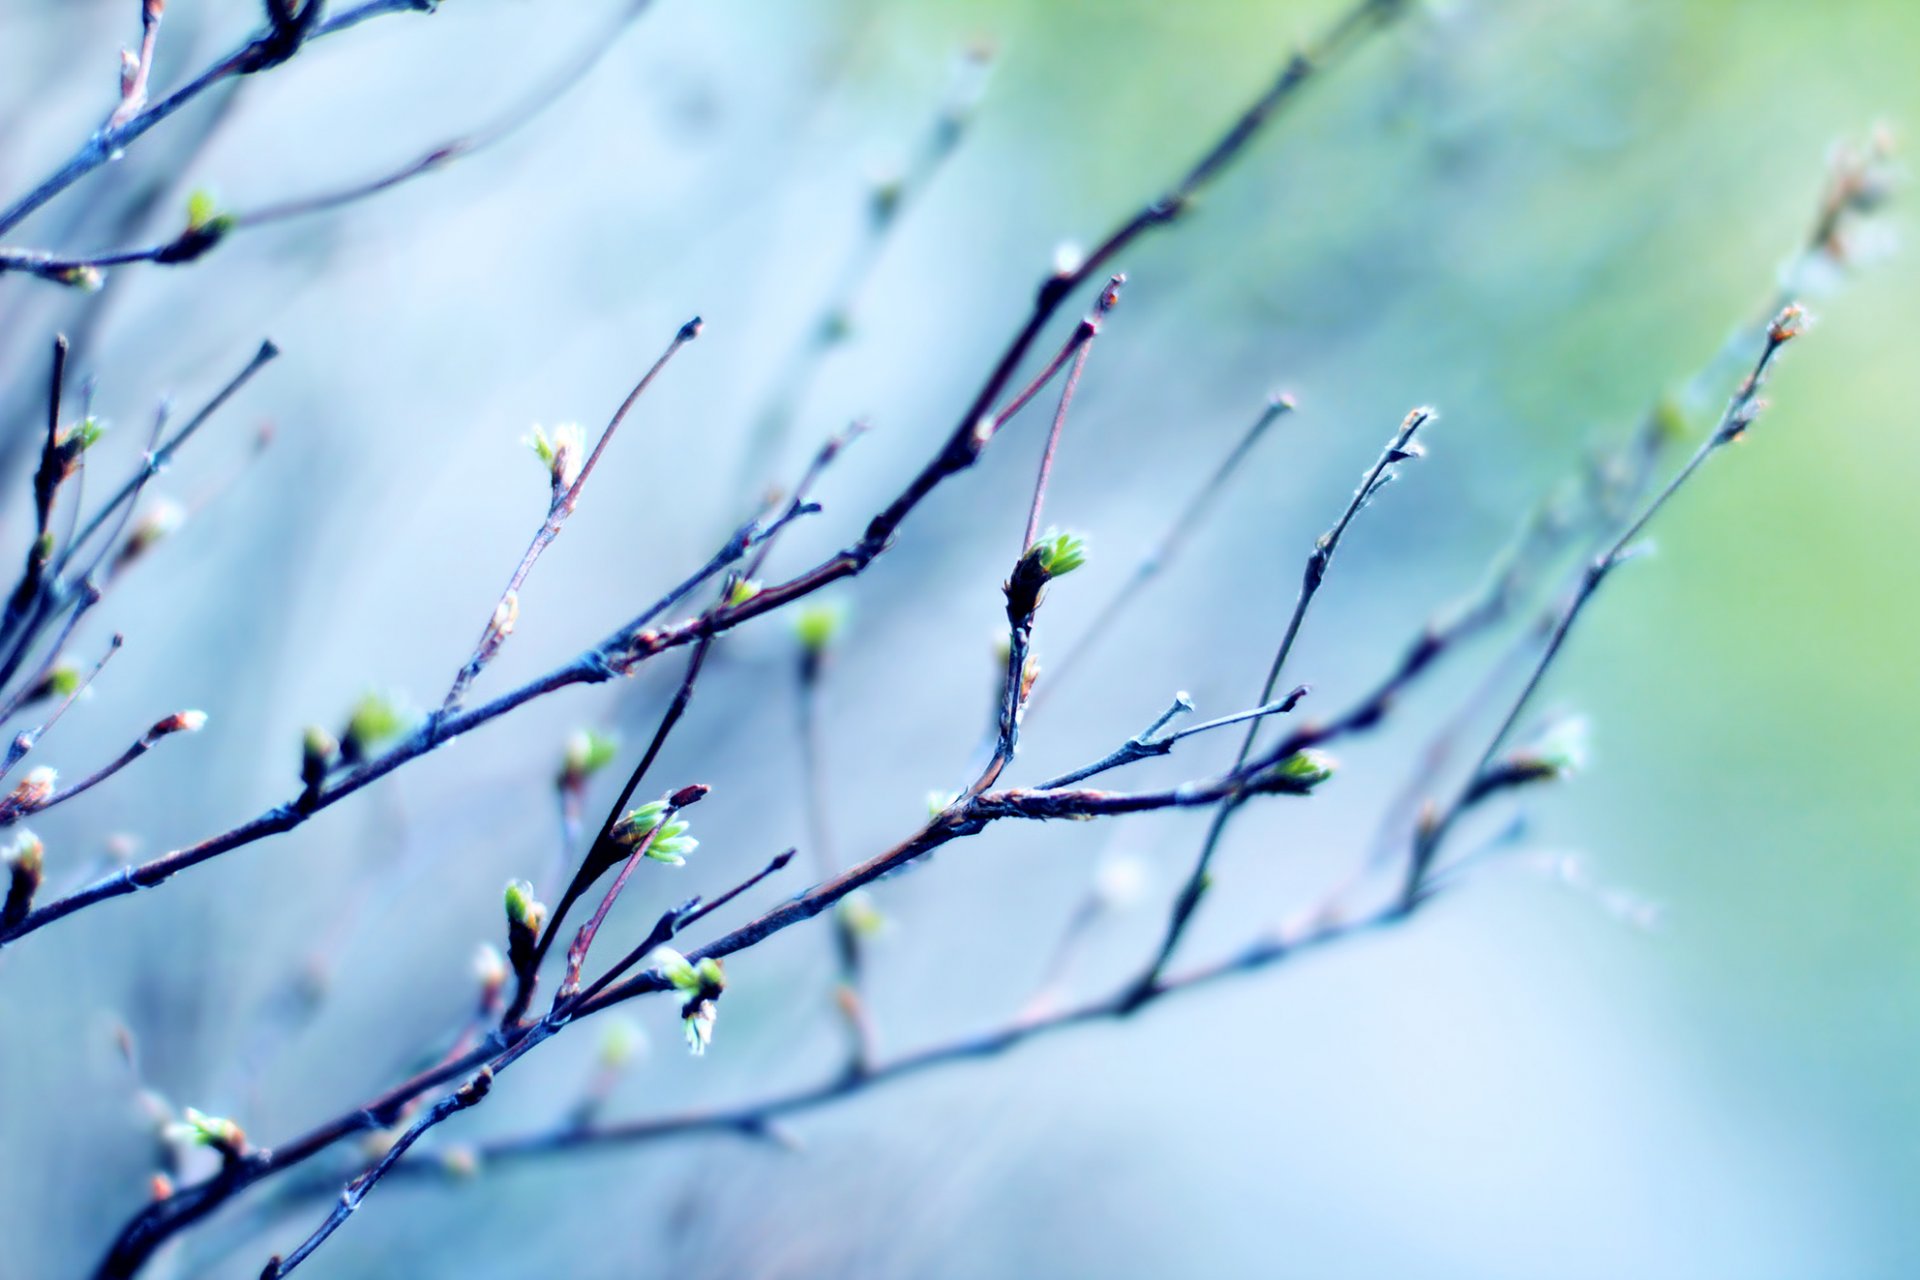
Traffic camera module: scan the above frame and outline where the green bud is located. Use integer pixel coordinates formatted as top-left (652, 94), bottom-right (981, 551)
top-left (792, 601), bottom-right (846, 655)
top-left (1254, 748), bottom-right (1336, 794)
top-left (1028, 529), bottom-right (1088, 578)
top-left (343, 691), bottom-right (408, 758)
top-left (727, 578), bottom-right (762, 607)
top-left (612, 802), bottom-right (697, 864)
top-left (597, 1016), bottom-right (647, 1070)
top-left (836, 889), bottom-right (885, 941)
top-left (524, 422), bottom-right (585, 490)
top-left (1650, 393), bottom-right (1690, 444)
top-left (186, 189), bottom-right (219, 233)
top-left (559, 729), bottom-right (619, 787)
top-left (60, 416), bottom-right (106, 456)
top-left (169, 1107), bottom-right (246, 1155)
top-left (503, 879), bottom-right (540, 929)
top-left (654, 946), bottom-right (697, 991)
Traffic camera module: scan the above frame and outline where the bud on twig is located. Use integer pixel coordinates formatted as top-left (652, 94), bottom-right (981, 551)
top-left (504, 879), bottom-right (546, 977)
top-left (525, 423), bottom-right (585, 499)
top-left (609, 801), bottom-right (698, 865)
top-left (653, 947), bottom-right (727, 1055)
top-left (2, 831), bottom-right (45, 928)
top-left (299, 725), bottom-right (337, 797)
top-left (557, 729), bottom-right (618, 791)
top-left (792, 601), bottom-right (846, 656)
top-left (146, 710), bottom-right (207, 743)
top-left (2, 766), bottom-right (57, 820)
top-left (340, 691), bottom-right (407, 764)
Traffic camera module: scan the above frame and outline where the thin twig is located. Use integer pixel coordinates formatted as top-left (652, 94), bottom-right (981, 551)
top-left (441, 317), bottom-right (701, 715)
top-left (1135, 407), bottom-right (1431, 994)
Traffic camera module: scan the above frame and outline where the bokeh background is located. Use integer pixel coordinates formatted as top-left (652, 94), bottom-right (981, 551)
top-left (0, 0), bottom-right (1916, 1276)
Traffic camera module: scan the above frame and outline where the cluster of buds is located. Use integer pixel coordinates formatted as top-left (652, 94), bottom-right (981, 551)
top-left (610, 801), bottom-right (698, 866)
top-left (503, 879), bottom-right (547, 977)
top-left (2, 831), bottom-right (45, 928)
top-left (654, 948), bottom-right (726, 1055)
top-left (526, 422), bottom-right (586, 499)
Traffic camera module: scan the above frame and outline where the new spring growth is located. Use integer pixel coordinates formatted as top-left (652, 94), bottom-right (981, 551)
top-left (1464, 715), bottom-right (1590, 808)
top-left (1249, 748), bottom-right (1337, 796)
top-left (1030, 530), bottom-right (1089, 578)
top-left (557, 728), bottom-right (618, 791)
top-left (526, 422), bottom-right (586, 497)
top-left (653, 947), bottom-right (726, 1055)
top-left (503, 879), bottom-right (546, 975)
top-left (341, 691), bottom-right (407, 763)
top-left (21, 663), bottom-right (82, 708)
top-left (792, 601), bottom-right (845, 656)
top-left (55, 416), bottom-right (106, 475)
top-left (1006, 530), bottom-right (1088, 622)
top-left (2, 831), bottom-right (44, 927)
top-left (727, 578), bottom-right (762, 608)
top-left (167, 1108), bottom-right (246, 1161)
top-left (610, 801), bottom-right (698, 865)
top-left (164, 188), bottom-right (233, 262)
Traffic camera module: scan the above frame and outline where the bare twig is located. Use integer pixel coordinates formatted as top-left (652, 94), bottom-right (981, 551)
top-left (1135, 406), bottom-right (1431, 994)
top-left (1402, 306), bottom-right (1807, 901)
top-left (441, 317), bottom-right (701, 716)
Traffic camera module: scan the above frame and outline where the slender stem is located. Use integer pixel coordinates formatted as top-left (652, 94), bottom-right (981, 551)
top-left (0, 0), bottom-right (437, 242)
top-left (1036, 392), bottom-right (1296, 709)
top-left (1403, 310), bottom-right (1804, 900)
top-left (442, 318), bottom-right (700, 714)
top-left (1137, 407), bottom-right (1430, 991)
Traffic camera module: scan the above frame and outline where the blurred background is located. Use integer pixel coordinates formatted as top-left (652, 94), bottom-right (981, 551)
top-left (0, 0), bottom-right (1915, 1276)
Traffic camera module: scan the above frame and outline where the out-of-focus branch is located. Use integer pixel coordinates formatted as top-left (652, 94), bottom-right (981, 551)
top-left (1134, 406), bottom-right (1431, 995)
top-left (0, 0), bottom-right (662, 287)
top-left (0, 0), bottom-right (441, 243)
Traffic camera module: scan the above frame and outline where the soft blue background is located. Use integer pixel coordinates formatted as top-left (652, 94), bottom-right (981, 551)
top-left (0, 0), bottom-right (1914, 1275)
